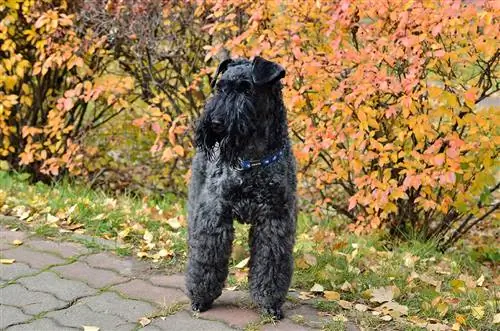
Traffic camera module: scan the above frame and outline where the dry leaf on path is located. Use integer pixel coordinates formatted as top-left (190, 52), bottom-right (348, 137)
top-left (375, 301), bottom-right (409, 317)
top-left (310, 283), bottom-right (324, 293)
top-left (370, 285), bottom-right (400, 303)
top-left (0, 259), bottom-right (15, 264)
top-left (12, 239), bottom-right (23, 246)
top-left (354, 303), bottom-right (369, 312)
top-left (82, 326), bottom-right (100, 331)
top-left (337, 300), bottom-right (353, 310)
top-left (324, 291), bottom-right (340, 301)
top-left (138, 317), bottom-right (151, 327)
top-left (380, 315), bottom-right (392, 321)
top-left (234, 257), bottom-right (249, 269)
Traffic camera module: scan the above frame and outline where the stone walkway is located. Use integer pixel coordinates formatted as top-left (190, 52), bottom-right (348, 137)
top-left (0, 225), bottom-right (359, 331)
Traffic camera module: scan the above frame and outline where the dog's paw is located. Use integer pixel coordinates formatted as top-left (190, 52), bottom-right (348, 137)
top-left (263, 307), bottom-right (284, 320)
top-left (191, 302), bottom-right (212, 313)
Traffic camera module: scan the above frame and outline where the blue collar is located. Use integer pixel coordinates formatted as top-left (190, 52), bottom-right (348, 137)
top-left (236, 148), bottom-right (285, 171)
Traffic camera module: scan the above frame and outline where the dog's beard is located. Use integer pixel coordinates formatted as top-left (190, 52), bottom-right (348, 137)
top-left (195, 92), bottom-right (257, 166)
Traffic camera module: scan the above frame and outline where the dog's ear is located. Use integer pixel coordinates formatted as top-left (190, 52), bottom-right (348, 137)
top-left (251, 56), bottom-right (286, 86)
top-left (210, 59), bottom-right (233, 88)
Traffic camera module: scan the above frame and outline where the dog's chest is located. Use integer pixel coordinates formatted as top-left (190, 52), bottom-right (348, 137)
top-left (219, 170), bottom-right (287, 223)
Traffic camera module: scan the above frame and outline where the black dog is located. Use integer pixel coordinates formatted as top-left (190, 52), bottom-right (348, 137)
top-left (186, 57), bottom-right (297, 319)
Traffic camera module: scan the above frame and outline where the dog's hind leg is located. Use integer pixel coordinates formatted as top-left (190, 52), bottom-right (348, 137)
top-left (248, 212), bottom-right (296, 319)
top-left (186, 200), bottom-right (233, 312)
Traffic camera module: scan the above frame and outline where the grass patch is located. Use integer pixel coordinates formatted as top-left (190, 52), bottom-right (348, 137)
top-left (0, 170), bottom-right (497, 330)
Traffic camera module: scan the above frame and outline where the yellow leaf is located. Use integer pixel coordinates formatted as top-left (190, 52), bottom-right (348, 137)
top-left (324, 291), bottom-right (340, 301)
top-left (143, 229), bottom-right (153, 243)
top-left (470, 306), bottom-right (484, 320)
top-left (310, 283), bottom-right (324, 293)
top-left (12, 239), bottom-right (23, 246)
top-left (82, 326), bottom-right (100, 331)
top-left (235, 257), bottom-right (249, 269)
top-left (0, 259), bottom-right (15, 264)
top-left (493, 313), bottom-right (500, 324)
top-left (166, 217), bottom-right (182, 230)
top-left (337, 300), bottom-right (353, 310)
top-left (138, 317), bottom-right (151, 327)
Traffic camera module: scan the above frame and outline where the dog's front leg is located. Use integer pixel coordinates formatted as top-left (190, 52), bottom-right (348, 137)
top-left (186, 202), bottom-right (233, 312)
top-left (248, 213), bottom-right (296, 319)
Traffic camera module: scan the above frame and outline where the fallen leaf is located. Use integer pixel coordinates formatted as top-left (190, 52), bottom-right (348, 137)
top-left (166, 217), bottom-right (182, 230)
top-left (12, 239), bottom-right (23, 246)
top-left (0, 259), bottom-right (15, 264)
top-left (46, 213), bottom-right (59, 223)
top-left (493, 313), bottom-right (500, 324)
top-left (225, 286), bottom-right (237, 291)
top-left (470, 306), bottom-right (484, 320)
top-left (370, 285), bottom-right (400, 303)
top-left (157, 249), bottom-right (172, 257)
top-left (354, 303), bottom-right (369, 312)
top-left (436, 302), bottom-right (449, 317)
top-left (337, 300), bottom-right (353, 310)
top-left (324, 291), bottom-right (340, 301)
top-left (235, 257), bottom-right (250, 269)
top-left (380, 315), bottom-right (392, 321)
top-left (298, 291), bottom-right (315, 300)
top-left (476, 275), bottom-right (485, 287)
top-left (303, 253), bottom-right (317, 266)
top-left (82, 326), bottom-right (99, 331)
top-left (310, 283), bottom-right (324, 293)
top-left (138, 317), bottom-right (151, 327)
top-left (450, 279), bottom-right (466, 293)
top-left (143, 230), bottom-right (154, 243)
top-left (340, 281), bottom-right (353, 292)
top-left (451, 323), bottom-right (460, 331)
top-left (376, 301), bottom-right (409, 317)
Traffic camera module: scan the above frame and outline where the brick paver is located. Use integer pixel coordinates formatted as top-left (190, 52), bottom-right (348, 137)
top-left (1, 246), bottom-right (65, 268)
top-left (111, 279), bottom-right (188, 305)
top-left (84, 252), bottom-right (151, 276)
top-left (199, 305), bottom-right (261, 329)
top-left (144, 311), bottom-right (235, 331)
top-left (46, 303), bottom-right (136, 331)
top-left (0, 262), bottom-right (38, 284)
top-left (80, 292), bottom-right (156, 322)
top-left (0, 284), bottom-right (67, 315)
top-left (17, 271), bottom-right (97, 301)
top-left (52, 261), bottom-right (128, 288)
top-left (0, 226), bottom-right (357, 331)
top-left (27, 240), bottom-right (88, 258)
top-left (0, 305), bottom-right (32, 329)
top-left (6, 318), bottom-right (76, 331)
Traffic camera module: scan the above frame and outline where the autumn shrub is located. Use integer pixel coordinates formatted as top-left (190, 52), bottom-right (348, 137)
top-left (77, 0), bottom-right (214, 192)
top-left (0, 0), bottom-right (133, 180)
top-left (198, 0), bottom-right (499, 249)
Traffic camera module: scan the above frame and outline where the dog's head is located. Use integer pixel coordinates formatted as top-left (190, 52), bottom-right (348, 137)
top-left (195, 57), bottom-right (286, 165)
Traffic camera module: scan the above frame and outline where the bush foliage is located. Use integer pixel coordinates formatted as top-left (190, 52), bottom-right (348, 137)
top-left (1, 0), bottom-right (498, 249)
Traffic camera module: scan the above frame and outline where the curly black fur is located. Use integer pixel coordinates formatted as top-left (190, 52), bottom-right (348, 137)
top-left (186, 57), bottom-right (297, 319)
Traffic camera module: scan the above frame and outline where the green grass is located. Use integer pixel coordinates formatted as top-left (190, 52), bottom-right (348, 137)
top-left (0, 170), bottom-right (498, 330)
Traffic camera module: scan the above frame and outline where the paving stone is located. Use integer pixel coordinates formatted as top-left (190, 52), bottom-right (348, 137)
top-left (111, 279), bottom-right (188, 306)
top-left (46, 303), bottom-right (136, 330)
top-left (52, 262), bottom-right (127, 288)
top-left (6, 318), bottom-right (76, 331)
top-left (18, 271), bottom-right (97, 301)
top-left (144, 311), bottom-right (234, 331)
top-left (262, 319), bottom-right (310, 331)
top-left (0, 229), bottom-right (27, 244)
top-left (286, 305), bottom-right (330, 329)
top-left (1, 246), bottom-right (65, 268)
top-left (0, 305), bottom-right (32, 329)
top-left (85, 252), bottom-right (150, 276)
top-left (149, 273), bottom-right (186, 292)
top-left (0, 262), bottom-right (38, 283)
top-left (80, 292), bottom-right (156, 322)
top-left (0, 284), bottom-right (67, 315)
top-left (27, 240), bottom-right (88, 258)
top-left (199, 305), bottom-right (260, 329)
top-left (215, 290), bottom-right (253, 307)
